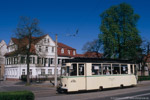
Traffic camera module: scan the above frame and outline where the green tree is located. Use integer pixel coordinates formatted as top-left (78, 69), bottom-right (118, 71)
top-left (100, 3), bottom-right (142, 60)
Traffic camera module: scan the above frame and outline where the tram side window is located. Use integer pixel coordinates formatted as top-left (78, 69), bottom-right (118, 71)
top-left (103, 64), bottom-right (111, 75)
top-left (61, 67), bottom-right (67, 76)
top-left (70, 64), bottom-right (77, 76)
top-left (92, 64), bottom-right (101, 75)
top-left (112, 64), bottom-right (120, 74)
top-left (79, 64), bottom-right (84, 75)
top-left (121, 65), bottom-right (128, 74)
top-left (134, 65), bottom-right (137, 75)
top-left (131, 65), bottom-right (133, 74)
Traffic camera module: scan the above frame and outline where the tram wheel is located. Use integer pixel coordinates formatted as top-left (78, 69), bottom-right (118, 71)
top-left (99, 86), bottom-right (103, 91)
top-left (120, 84), bottom-right (124, 88)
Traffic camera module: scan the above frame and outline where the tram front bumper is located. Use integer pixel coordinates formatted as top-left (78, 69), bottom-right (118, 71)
top-left (57, 86), bottom-right (68, 93)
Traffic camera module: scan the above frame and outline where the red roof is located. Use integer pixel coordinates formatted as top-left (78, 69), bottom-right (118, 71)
top-left (57, 42), bottom-right (76, 57)
top-left (5, 35), bottom-right (48, 56)
top-left (5, 34), bottom-right (77, 57)
top-left (76, 52), bottom-right (103, 58)
top-left (57, 42), bottom-right (75, 50)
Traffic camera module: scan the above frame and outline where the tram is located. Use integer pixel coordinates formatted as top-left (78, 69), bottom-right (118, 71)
top-left (57, 58), bottom-right (138, 93)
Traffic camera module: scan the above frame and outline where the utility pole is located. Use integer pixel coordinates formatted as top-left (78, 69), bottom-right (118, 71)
top-left (54, 34), bottom-right (58, 87)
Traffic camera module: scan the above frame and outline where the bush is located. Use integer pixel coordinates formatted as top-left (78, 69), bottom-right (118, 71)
top-left (0, 91), bottom-right (34, 100)
top-left (138, 76), bottom-right (150, 81)
top-left (21, 75), bottom-right (27, 82)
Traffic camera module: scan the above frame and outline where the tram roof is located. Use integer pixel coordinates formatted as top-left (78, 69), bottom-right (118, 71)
top-left (64, 57), bottom-right (136, 64)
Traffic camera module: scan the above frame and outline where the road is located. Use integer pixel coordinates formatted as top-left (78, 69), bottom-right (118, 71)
top-left (36, 81), bottom-right (150, 100)
top-left (0, 81), bottom-right (150, 100)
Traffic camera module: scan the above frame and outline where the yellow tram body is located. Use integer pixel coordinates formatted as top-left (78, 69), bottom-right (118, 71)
top-left (58, 58), bottom-right (138, 92)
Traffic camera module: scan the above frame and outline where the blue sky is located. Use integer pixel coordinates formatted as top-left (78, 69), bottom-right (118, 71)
top-left (0, 0), bottom-right (150, 54)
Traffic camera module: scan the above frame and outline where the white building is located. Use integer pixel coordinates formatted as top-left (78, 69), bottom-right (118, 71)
top-left (5, 34), bottom-right (60, 80)
top-left (0, 40), bottom-right (7, 79)
top-left (4, 34), bottom-right (77, 80)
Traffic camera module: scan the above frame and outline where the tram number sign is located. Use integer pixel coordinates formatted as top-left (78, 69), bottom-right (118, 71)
top-left (71, 79), bottom-right (76, 83)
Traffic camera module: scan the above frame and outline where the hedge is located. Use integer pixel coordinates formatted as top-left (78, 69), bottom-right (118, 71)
top-left (138, 76), bottom-right (150, 81)
top-left (0, 91), bottom-right (34, 100)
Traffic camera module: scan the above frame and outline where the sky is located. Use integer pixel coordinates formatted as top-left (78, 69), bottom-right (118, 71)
top-left (0, 0), bottom-right (150, 54)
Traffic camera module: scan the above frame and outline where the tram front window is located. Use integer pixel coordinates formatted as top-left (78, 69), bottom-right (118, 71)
top-left (61, 67), bottom-right (68, 76)
top-left (70, 64), bottom-right (77, 76)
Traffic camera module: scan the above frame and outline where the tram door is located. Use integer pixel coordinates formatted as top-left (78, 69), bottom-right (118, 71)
top-left (77, 64), bottom-right (86, 90)
top-left (0, 66), bottom-right (1, 78)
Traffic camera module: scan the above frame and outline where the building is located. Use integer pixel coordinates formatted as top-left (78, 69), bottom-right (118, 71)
top-left (4, 34), bottom-right (77, 80)
top-left (0, 40), bottom-right (7, 79)
top-left (57, 42), bottom-right (76, 62)
top-left (77, 51), bottom-right (103, 58)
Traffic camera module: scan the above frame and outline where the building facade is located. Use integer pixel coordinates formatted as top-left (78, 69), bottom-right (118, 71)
top-left (0, 40), bottom-right (7, 79)
top-left (4, 34), bottom-right (77, 80)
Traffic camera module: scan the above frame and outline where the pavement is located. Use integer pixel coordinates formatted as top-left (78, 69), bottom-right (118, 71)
top-left (0, 80), bottom-right (150, 100)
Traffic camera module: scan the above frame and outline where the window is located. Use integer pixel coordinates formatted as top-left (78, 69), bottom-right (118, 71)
top-left (48, 69), bottom-right (52, 75)
top-left (68, 50), bottom-right (70, 55)
top-left (69, 64), bottom-right (77, 76)
top-left (92, 64), bottom-right (102, 75)
top-left (44, 38), bottom-right (47, 43)
top-left (29, 57), bottom-right (32, 64)
top-left (48, 58), bottom-right (51, 67)
top-left (44, 58), bottom-right (47, 66)
top-left (14, 57), bottom-right (18, 64)
top-left (30, 69), bottom-right (32, 75)
top-left (103, 64), bottom-right (111, 75)
top-left (39, 46), bottom-right (41, 52)
top-left (73, 51), bottom-right (76, 55)
top-left (121, 65), bottom-right (128, 74)
top-left (61, 48), bottom-right (64, 54)
top-left (52, 47), bottom-right (54, 52)
top-left (21, 57), bottom-right (26, 64)
top-left (46, 47), bottom-right (48, 52)
top-left (51, 58), bottom-right (54, 64)
top-left (58, 59), bottom-right (61, 65)
top-left (33, 57), bottom-right (35, 64)
top-left (131, 65), bottom-right (133, 74)
top-left (22, 69), bottom-right (25, 75)
top-left (37, 57), bottom-right (41, 64)
top-left (79, 64), bottom-right (84, 75)
top-left (112, 64), bottom-right (120, 74)
top-left (41, 69), bottom-right (45, 75)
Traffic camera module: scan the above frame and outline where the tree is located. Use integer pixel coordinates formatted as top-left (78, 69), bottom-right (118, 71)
top-left (138, 40), bottom-right (150, 76)
top-left (100, 3), bottom-right (142, 60)
top-left (15, 16), bottom-right (42, 85)
top-left (82, 39), bottom-right (103, 57)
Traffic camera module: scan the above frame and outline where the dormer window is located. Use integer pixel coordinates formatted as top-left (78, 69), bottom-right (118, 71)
top-left (44, 38), bottom-right (47, 43)
top-left (73, 50), bottom-right (76, 55)
top-left (61, 48), bottom-right (64, 54)
top-left (68, 50), bottom-right (70, 55)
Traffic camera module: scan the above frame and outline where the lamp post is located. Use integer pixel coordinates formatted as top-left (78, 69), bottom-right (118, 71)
top-left (54, 34), bottom-right (58, 87)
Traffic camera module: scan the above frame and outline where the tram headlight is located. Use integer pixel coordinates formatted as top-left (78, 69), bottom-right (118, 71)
top-left (64, 84), bottom-right (67, 87)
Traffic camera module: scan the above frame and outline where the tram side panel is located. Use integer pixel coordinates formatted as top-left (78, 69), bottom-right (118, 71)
top-left (86, 75), bottom-right (137, 90)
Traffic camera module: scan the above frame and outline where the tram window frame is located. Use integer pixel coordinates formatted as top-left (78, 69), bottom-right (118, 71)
top-left (103, 64), bottom-right (111, 75)
top-left (78, 64), bottom-right (84, 76)
top-left (69, 64), bottom-right (77, 76)
top-left (134, 65), bottom-right (137, 75)
top-left (121, 65), bottom-right (128, 74)
top-left (131, 65), bottom-right (133, 74)
top-left (92, 64), bottom-right (102, 75)
top-left (112, 64), bottom-right (120, 74)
